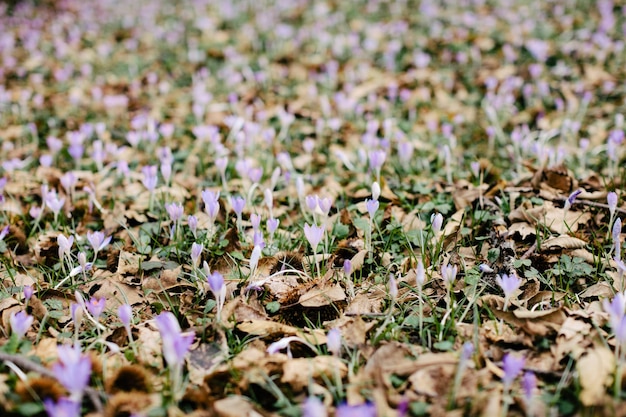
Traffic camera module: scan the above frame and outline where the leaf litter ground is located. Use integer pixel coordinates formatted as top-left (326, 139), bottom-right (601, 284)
top-left (0, 1), bottom-right (626, 416)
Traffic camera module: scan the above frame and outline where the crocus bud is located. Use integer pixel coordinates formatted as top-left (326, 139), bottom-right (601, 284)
top-left (608, 192), bottom-right (618, 218)
top-left (188, 215), bottom-right (198, 237)
top-left (431, 213), bottom-right (443, 234)
top-left (296, 176), bottom-right (305, 200)
top-left (371, 182), bottom-right (381, 201)
top-left (264, 188), bottom-right (273, 211)
top-left (326, 328), bottom-right (341, 356)
top-left (343, 259), bottom-right (352, 276)
top-left (416, 260), bottom-right (425, 288)
top-left (389, 274), bottom-right (398, 300)
top-left (23, 285), bottom-right (33, 300)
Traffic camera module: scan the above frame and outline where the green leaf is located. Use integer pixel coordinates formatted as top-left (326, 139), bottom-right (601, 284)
top-left (332, 223), bottom-right (350, 239)
top-left (410, 402), bottom-right (430, 416)
top-left (48, 310), bottom-right (64, 319)
top-left (433, 340), bottom-right (454, 351)
top-left (204, 299), bottom-right (217, 314)
top-left (266, 301), bottom-right (280, 313)
top-left (403, 315), bottom-right (420, 328)
top-left (16, 402), bottom-right (44, 416)
top-left (230, 251), bottom-right (245, 261)
top-left (44, 299), bottom-right (63, 311)
top-left (353, 217), bottom-right (371, 232)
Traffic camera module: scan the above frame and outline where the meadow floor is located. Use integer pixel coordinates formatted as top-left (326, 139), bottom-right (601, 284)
top-left (1, 1), bottom-right (626, 416)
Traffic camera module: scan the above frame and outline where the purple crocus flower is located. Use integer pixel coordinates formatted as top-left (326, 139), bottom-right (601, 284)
top-left (614, 218), bottom-right (622, 261)
top-left (206, 268), bottom-right (227, 321)
top-left (264, 189), bottom-right (273, 213)
top-left (267, 218), bottom-right (280, 235)
top-left (304, 223), bottom-right (324, 249)
top-left (608, 192), bottom-right (618, 219)
top-left (45, 191), bottom-right (65, 216)
top-left (60, 172), bottom-right (77, 196)
top-left (141, 165), bottom-right (158, 192)
top-left (191, 242), bottom-right (203, 268)
top-left (327, 328), bottom-right (341, 356)
top-left (0, 225), bottom-right (9, 241)
top-left (118, 304), bottom-right (132, 329)
top-left (388, 274), bottom-right (398, 300)
top-left (230, 196), bottom-right (246, 215)
top-left (188, 215), bottom-right (198, 237)
top-left (302, 396), bottom-right (327, 417)
top-left (431, 213), bottom-right (443, 234)
top-left (368, 149), bottom-right (386, 170)
top-left (564, 189), bottom-right (582, 211)
top-left (336, 402), bottom-right (377, 417)
top-left (53, 343), bottom-right (92, 397)
top-left (415, 260), bottom-right (426, 289)
top-left (318, 197), bottom-right (332, 216)
top-left (43, 397), bottom-right (81, 417)
top-left (86, 297), bottom-right (105, 321)
top-left (201, 189), bottom-right (220, 221)
top-left (441, 263), bottom-right (457, 287)
top-left (207, 271), bottom-right (224, 294)
top-left (250, 213), bottom-right (261, 230)
top-left (57, 234), bottom-right (74, 259)
top-left (165, 202), bottom-right (184, 222)
top-left (460, 341), bottom-right (474, 362)
top-left (470, 161), bottom-right (481, 178)
top-left (247, 167), bottom-right (263, 184)
top-left (496, 273), bottom-right (522, 304)
top-left (603, 293), bottom-right (626, 338)
top-left (343, 259), bottom-right (352, 276)
top-left (70, 303), bottom-right (83, 328)
top-left (23, 284), bottom-right (33, 300)
top-left (86, 231), bottom-right (111, 253)
top-left (502, 353), bottom-right (525, 387)
top-left (154, 312), bottom-right (194, 367)
top-left (306, 195), bottom-right (319, 212)
top-left (366, 198), bottom-right (379, 218)
top-left (10, 311), bottom-right (33, 339)
top-left (522, 371), bottom-right (537, 402)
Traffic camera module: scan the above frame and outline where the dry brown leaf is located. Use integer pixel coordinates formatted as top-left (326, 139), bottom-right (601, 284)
top-left (299, 284), bottom-right (346, 308)
top-left (221, 296), bottom-right (268, 325)
top-left (523, 201), bottom-right (591, 234)
top-left (482, 319), bottom-right (534, 346)
top-left (577, 344), bottom-right (615, 406)
top-left (409, 363), bottom-right (455, 397)
top-left (579, 282), bottom-right (613, 299)
top-left (541, 234), bottom-right (587, 251)
top-left (347, 249), bottom-right (368, 274)
top-left (213, 396), bottom-right (264, 417)
top-left (281, 355), bottom-right (346, 391)
top-left (236, 320), bottom-right (327, 345)
top-left (345, 292), bottom-right (384, 315)
top-left (509, 222), bottom-right (536, 240)
top-left (187, 343), bottom-right (225, 386)
top-left (442, 209), bottom-right (464, 238)
top-left (328, 316), bottom-right (376, 348)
